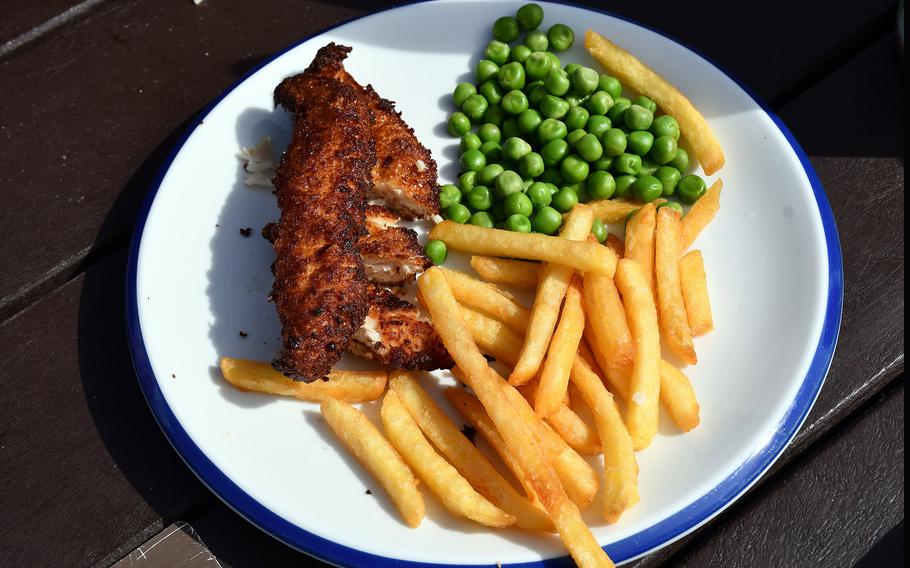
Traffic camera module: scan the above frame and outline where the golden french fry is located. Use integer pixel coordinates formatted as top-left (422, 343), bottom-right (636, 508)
top-left (220, 357), bottom-right (387, 402)
top-left (441, 268), bottom-right (531, 333)
top-left (536, 275), bottom-right (586, 417)
top-left (605, 233), bottom-right (625, 257)
top-left (679, 250), bottom-right (714, 336)
top-left (655, 207), bottom-right (698, 364)
top-left (659, 360), bottom-right (700, 432)
top-left (460, 306), bottom-right (524, 367)
top-left (582, 270), bottom-right (635, 372)
top-left (614, 259), bottom-right (662, 451)
top-left (570, 357), bottom-right (639, 523)
top-left (430, 220), bottom-right (616, 277)
top-left (521, 382), bottom-right (602, 455)
top-left (680, 179), bottom-right (723, 250)
top-left (380, 388), bottom-right (515, 528)
top-left (585, 31), bottom-right (725, 175)
top-left (320, 398), bottom-right (424, 528)
top-left (389, 373), bottom-right (553, 532)
top-left (587, 198), bottom-right (641, 223)
top-left (580, 327), bottom-right (631, 405)
top-left (470, 256), bottom-right (540, 289)
top-left (624, 203), bottom-right (657, 297)
top-left (510, 205), bottom-right (596, 385)
top-left (418, 268), bottom-right (612, 567)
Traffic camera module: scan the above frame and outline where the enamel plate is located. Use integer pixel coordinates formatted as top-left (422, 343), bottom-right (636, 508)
top-left (127, 1), bottom-right (843, 565)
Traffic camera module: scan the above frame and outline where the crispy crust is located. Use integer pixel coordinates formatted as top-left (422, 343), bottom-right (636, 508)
top-left (359, 223), bottom-right (431, 286)
top-left (270, 73), bottom-right (375, 382)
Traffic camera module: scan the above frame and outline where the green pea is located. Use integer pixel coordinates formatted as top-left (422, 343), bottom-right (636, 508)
top-left (540, 95), bottom-right (570, 119)
top-left (576, 133), bottom-right (604, 162)
top-left (469, 211), bottom-right (495, 228)
top-left (657, 201), bottom-right (684, 216)
top-left (458, 171), bottom-right (477, 194)
top-left (493, 16), bottom-right (520, 42)
top-left (538, 118), bottom-right (568, 144)
top-left (586, 171), bottom-right (615, 200)
top-left (531, 206), bottom-right (562, 234)
top-left (482, 104), bottom-right (507, 127)
top-left (501, 118), bottom-right (521, 140)
top-left (478, 164), bottom-right (504, 187)
top-left (638, 157), bottom-right (659, 176)
top-left (485, 40), bottom-right (510, 65)
top-left (501, 137), bottom-right (532, 162)
top-left (517, 3), bottom-right (545, 30)
top-left (504, 192), bottom-right (534, 217)
top-left (566, 128), bottom-right (586, 148)
top-left (584, 91), bottom-right (614, 115)
top-left (444, 203), bottom-right (471, 224)
top-left (624, 104), bottom-right (654, 131)
top-left (614, 174), bottom-right (637, 198)
top-left (527, 82), bottom-right (550, 106)
top-left (544, 51), bottom-right (561, 70)
top-left (523, 52), bottom-right (551, 83)
top-left (592, 156), bottom-right (613, 171)
top-left (538, 168), bottom-right (564, 186)
top-left (460, 133), bottom-right (482, 152)
top-left (479, 141), bottom-right (502, 163)
top-left (424, 240), bottom-right (447, 264)
top-left (651, 115), bottom-right (680, 140)
top-left (476, 59), bottom-right (500, 83)
top-left (525, 29), bottom-right (548, 51)
top-left (498, 62), bottom-right (526, 91)
top-left (489, 201), bottom-right (507, 221)
top-left (523, 179), bottom-right (534, 191)
top-left (462, 94), bottom-right (489, 122)
top-left (447, 112), bottom-right (471, 136)
top-left (517, 109), bottom-right (542, 135)
top-left (650, 135), bottom-right (678, 164)
top-left (505, 213), bottom-right (532, 233)
top-left (453, 83), bottom-right (476, 107)
top-left (585, 115), bottom-right (612, 138)
top-left (564, 63), bottom-right (581, 76)
top-left (570, 66), bottom-right (599, 96)
top-left (495, 170), bottom-right (525, 199)
top-left (564, 106), bottom-right (590, 131)
top-left (655, 166), bottom-right (681, 196)
top-left (627, 130), bottom-right (654, 156)
top-left (547, 23), bottom-right (575, 51)
top-left (669, 147), bottom-right (690, 173)
top-left (438, 184), bottom-right (461, 209)
top-left (564, 92), bottom-right (587, 108)
top-left (552, 187), bottom-right (579, 213)
top-left (575, 181), bottom-right (591, 203)
top-left (560, 154), bottom-right (589, 184)
top-left (606, 99), bottom-right (631, 124)
top-left (477, 123), bottom-right (501, 144)
top-left (633, 175), bottom-right (663, 203)
top-left (591, 218), bottom-right (607, 243)
top-left (633, 95), bottom-right (657, 113)
top-left (678, 175), bottom-right (707, 204)
top-left (502, 90), bottom-right (529, 115)
top-left (519, 151), bottom-right (545, 179)
top-left (540, 138), bottom-right (570, 166)
top-left (544, 68), bottom-right (570, 96)
top-left (527, 182), bottom-right (552, 208)
top-left (479, 80), bottom-right (504, 105)
top-left (614, 153), bottom-right (641, 175)
top-left (598, 74), bottom-right (622, 99)
top-left (510, 45), bottom-right (532, 64)
top-left (601, 128), bottom-right (627, 157)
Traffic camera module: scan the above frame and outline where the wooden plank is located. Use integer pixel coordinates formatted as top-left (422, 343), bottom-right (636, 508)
top-left (111, 522), bottom-right (221, 568)
top-left (0, 0), bottom-right (88, 48)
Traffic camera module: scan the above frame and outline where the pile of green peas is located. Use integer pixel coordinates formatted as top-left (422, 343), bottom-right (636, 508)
top-left (436, 3), bottom-right (708, 255)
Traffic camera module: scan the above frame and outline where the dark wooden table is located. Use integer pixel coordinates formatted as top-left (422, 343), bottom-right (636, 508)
top-left (0, 1), bottom-right (903, 566)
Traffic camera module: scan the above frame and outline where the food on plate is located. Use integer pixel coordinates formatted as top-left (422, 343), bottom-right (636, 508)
top-left (469, 256), bottom-right (540, 289)
top-left (588, 199), bottom-right (641, 224)
top-left (536, 275), bottom-right (586, 417)
top-left (360, 205), bottom-right (432, 285)
top-left (438, 267), bottom-right (531, 332)
top-left (680, 179), bottom-right (723, 250)
top-left (679, 250), bottom-right (714, 336)
top-left (655, 207), bottom-right (697, 365)
top-left (458, 305), bottom-right (524, 366)
top-left (584, 30), bottom-right (725, 175)
top-left (624, 203), bottom-right (657, 296)
top-left (531, 386), bottom-right (602, 455)
top-left (605, 233), bottom-right (625, 256)
top-left (380, 389), bottom-right (516, 527)
top-left (320, 398), bottom-right (425, 527)
top-left (582, 268), bottom-right (635, 371)
top-left (219, 357), bottom-right (387, 402)
top-left (659, 360), bottom-right (700, 432)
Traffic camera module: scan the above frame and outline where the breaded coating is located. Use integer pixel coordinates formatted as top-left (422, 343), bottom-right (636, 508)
top-left (270, 73), bottom-right (375, 382)
top-left (360, 211), bottom-right (431, 285)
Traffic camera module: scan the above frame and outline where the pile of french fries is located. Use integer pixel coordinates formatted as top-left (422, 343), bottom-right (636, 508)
top-left (219, 31), bottom-right (726, 568)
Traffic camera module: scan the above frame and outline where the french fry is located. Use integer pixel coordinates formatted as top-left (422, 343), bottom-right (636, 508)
top-left (587, 198), bottom-right (641, 223)
top-left (510, 205), bottom-right (596, 385)
top-left (430, 220), bottom-right (616, 277)
top-left (570, 356), bottom-right (639, 523)
top-left (536, 275), bottom-right (586, 417)
top-left (380, 389), bottom-right (515, 528)
top-left (605, 233), bottom-right (625, 257)
top-left (614, 259), bottom-right (662, 451)
top-left (418, 268), bottom-right (613, 567)
top-left (520, 382), bottom-right (602, 455)
top-left (441, 267), bottom-right (531, 333)
top-left (470, 256), bottom-right (540, 290)
top-left (389, 373), bottom-right (553, 532)
top-left (580, 328), bottom-right (630, 403)
top-left (220, 357), bottom-right (387, 402)
top-left (679, 250), bottom-right (714, 336)
top-left (320, 398), bottom-right (424, 528)
top-left (460, 306), bottom-right (524, 366)
top-left (624, 203), bottom-right (657, 297)
top-left (655, 207), bottom-right (698, 364)
top-left (680, 179), bottom-right (723, 250)
top-left (659, 360), bottom-right (700, 432)
top-left (585, 31), bottom-right (725, 175)
top-left (582, 270), bottom-right (635, 372)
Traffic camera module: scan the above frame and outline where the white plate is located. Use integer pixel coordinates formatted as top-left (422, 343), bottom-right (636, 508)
top-left (127, 1), bottom-right (843, 565)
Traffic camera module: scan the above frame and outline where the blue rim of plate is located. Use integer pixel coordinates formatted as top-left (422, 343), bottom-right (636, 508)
top-left (126, 1), bottom-right (844, 566)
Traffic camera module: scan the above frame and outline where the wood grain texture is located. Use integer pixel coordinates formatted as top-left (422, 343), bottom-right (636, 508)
top-left (0, 0), bottom-right (89, 47)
